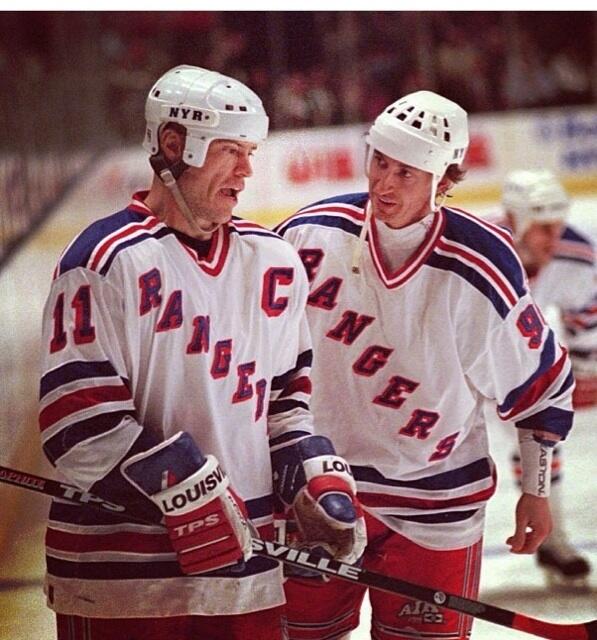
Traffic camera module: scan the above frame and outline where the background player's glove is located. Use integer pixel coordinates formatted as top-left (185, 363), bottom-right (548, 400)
top-left (121, 431), bottom-right (252, 575)
top-left (271, 435), bottom-right (366, 566)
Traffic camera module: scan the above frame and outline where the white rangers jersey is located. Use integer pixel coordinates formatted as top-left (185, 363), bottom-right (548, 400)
top-left (492, 215), bottom-right (597, 371)
top-left (275, 193), bottom-right (574, 550)
top-left (538, 225), bottom-right (596, 358)
top-left (488, 215), bottom-right (595, 316)
top-left (39, 192), bottom-right (314, 617)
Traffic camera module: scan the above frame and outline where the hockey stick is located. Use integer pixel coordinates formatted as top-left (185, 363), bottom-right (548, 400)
top-left (1, 464), bottom-right (596, 640)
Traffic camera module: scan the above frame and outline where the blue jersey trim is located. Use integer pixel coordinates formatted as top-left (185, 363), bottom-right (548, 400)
top-left (498, 330), bottom-right (557, 414)
top-left (296, 192), bottom-right (369, 211)
top-left (275, 192), bottom-right (368, 238)
top-left (270, 350), bottom-right (313, 391)
top-left (40, 360), bottom-right (123, 400)
top-left (426, 253), bottom-right (511, 318)
top-left (352, 458), bottom-right (492, 491)
top-left (514, 406), bottom-right (573, 439)
top-left (269, 430), bottom-right (311, 449)
top-left (278, 214), bottom-right (363, 238)
top-left (43, 411), bottom-right (134, 464)
top-left (56, 209), bottom-right (149, 276)
top-left (46, 554), bottom-right (277, 580)
top-left (99, 227), bottom-right (171, 276)
top-left (387, 509), bottom-right (478, 524)
top-left (268, 399), bottom-right (309, 416)
top-left (442, 209), bottom-right (527, 298)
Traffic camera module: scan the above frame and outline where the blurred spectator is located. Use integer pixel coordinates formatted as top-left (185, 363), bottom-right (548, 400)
top-left (306, 67), bottom-right (339, 126)
top-left (1, 9), bottom-right (594, 267)
top-left (0, 10), bottom-right (595, 143)
top-left (503, 33), bottom-right (559, 109)
top-left (550, 45), bottom-right (592, 105)
top-left (273, 71), bottom-right (311, 129)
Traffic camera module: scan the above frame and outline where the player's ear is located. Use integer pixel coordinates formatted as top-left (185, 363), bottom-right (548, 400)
top-left (505, 212), bottom-right (517, 235)
top-left (159, 125), bottom-right (185, 163)
top-left (437, 173), bottom-right (454, 198)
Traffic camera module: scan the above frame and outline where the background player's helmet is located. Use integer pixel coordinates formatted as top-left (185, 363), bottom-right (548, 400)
top-left (143, 65), bottom-right (269, 168)
top-left (366, 90), bottom-right (469, 210)
top-left (502, 169), bottom-right (570, 236)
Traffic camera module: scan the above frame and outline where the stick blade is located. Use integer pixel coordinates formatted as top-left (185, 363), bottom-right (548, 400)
top-left (587, 619), bottom-right (597, 640)
top-left (513, 613), bottom-right (597, 640)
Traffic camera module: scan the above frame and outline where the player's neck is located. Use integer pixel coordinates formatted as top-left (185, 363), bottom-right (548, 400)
top-left (144, 179), bottom-right (173, 222)
top-left (144, 181), bottom-right (209, 238)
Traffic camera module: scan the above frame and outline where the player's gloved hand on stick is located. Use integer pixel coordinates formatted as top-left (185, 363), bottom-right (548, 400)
top-left (271, 435), bottom-right (366, 572)
top-left (121, 431), bottom-right (252, 575)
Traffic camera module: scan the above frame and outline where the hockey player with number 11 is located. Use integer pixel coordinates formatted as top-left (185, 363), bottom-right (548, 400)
top-left (275, 91), bottom-right (575, 640)
top-left (37, 65), bottom-right (365, 640)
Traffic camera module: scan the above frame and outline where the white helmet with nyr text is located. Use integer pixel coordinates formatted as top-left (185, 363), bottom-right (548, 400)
top-left (366, 90), bottom-right (469, 210)
top-left (143, 65), bottom-right (269, 168)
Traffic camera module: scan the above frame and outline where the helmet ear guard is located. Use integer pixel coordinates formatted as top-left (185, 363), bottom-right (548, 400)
top-left (149, 152), bottom-right (188, 182)
top-left (365, 90), bottom-right (469, 211)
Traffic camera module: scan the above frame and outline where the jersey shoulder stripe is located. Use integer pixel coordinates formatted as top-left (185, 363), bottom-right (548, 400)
top-left (274, 192), bottom-right (367, 238)
top-left (299, 192), bottom-right (369, 210)
top-left (554, 224), bottom-right (595, 266)
top-left (54, 208), bottom-right (166, 278)
top-left (427, 207), bottom-right (527, 318)
top-left (562, 224), bottom-right (593, 246)
top-left (231, 217), bottom-right (284, 240)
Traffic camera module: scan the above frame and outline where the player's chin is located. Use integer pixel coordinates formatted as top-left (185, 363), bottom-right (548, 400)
top-left (216, 196), bottom-right (239, 218)
top-left (372, 204), bottom-right (396, 223)
top-left (217, 208), bottom-right (235, 224)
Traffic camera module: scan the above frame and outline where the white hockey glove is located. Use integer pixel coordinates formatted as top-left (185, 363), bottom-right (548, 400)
top-left (271, 435), bottom-right (366, 567)
top-left (121, 432), bottom-right (252, 575)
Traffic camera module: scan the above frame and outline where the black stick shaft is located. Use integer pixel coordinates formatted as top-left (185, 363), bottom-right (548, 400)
top-left (1, 465), bottom-right (594, 640)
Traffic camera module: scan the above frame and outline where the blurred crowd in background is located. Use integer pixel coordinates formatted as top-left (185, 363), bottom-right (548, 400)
top-left (0, 11), bottom-right (595, 267)
top-left (2, 11), bottom-right (595, 144)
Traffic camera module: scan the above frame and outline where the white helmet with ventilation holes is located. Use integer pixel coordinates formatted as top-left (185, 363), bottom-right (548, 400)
top-left (366, 90), bottom-right (469, 210)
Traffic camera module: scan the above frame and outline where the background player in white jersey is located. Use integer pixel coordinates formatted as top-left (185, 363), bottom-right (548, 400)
top-left (274, 91), bottom-right (575, 640)
top-left (38, 65), bottom-right (365, 640)
top-left (499, 169), bottom-right (593, 586)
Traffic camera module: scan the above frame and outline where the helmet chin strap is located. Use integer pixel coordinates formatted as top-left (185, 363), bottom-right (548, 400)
top-left (149, 153), bottom-right (220, 240)
top-left (351, 200), bottom-right (372, 275)
top-left (434, 189), bottom-right (448, 212)
top-left (431, 175), bottom-right (444, 212)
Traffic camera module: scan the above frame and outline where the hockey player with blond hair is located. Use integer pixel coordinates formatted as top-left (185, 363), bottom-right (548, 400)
top-left (38, 65), bottom-right (365, 640)
top-left (500, 168), bottom-right (593, 587)
top-left (275, 91), bottom-right (575, 639)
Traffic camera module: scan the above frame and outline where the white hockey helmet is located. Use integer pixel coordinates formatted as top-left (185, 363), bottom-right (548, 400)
top-left (502, 169), bottom-right (570, 236)
top-left (143, 65), bottom-right (269, 168)
top-left (366, 90), bottom-right (469, 210)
